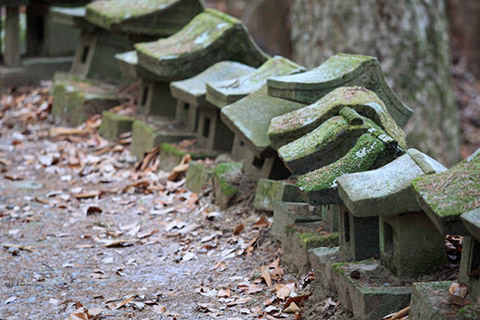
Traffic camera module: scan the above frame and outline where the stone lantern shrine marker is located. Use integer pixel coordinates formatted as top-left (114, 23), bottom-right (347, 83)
top-left (267, 53), bottom-right (413, 127)
top-left (130, 9), bottom-right (269, 158)
top-left (270, 86), bottom-right (406, 174)
top-left (72, 0), bottom-right (204, 81)
top-left (274, 87), bottom-right (407, 205)
top-left (220, 84), bottom-right (306, 180)
top-left (52, 0), bottom-right (205, 126)
top-left (202, 56), bottom-right (305, 157)
top-left (134, 9), bottom-right (268, 118)
top-left (408, 150), bottom-right (480, 319)
top-left (337, 148), bottom-right (447, 274)
top-left (169, 61), bottom-right (255, 152)
top-left (0, 0), bottom-right (89, 87)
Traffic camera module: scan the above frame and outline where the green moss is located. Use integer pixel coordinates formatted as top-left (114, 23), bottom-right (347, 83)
top-left (135, 9), bottom-right (237, 59)
top-left (412, 156), bottom-right (480, 217)
top-left (279, 116), bottom-right (350, 161)
top-left (296, 232), bottom-right (339, 249)
top-left (268, 86), bottom-right (406, 149)
top-left (297, 133), bottom-right (386, 192)
top-left (160, 142), bottom-right (211, 160)
top-left (213, 162), bottom-right (243, 197)
top-left (87, 0), bottom-right (178, 27)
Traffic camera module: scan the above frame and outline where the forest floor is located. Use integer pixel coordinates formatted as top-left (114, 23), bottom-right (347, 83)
top-left (0, 86), bottom-right (350, 320)
top-left (0, 59), bottom-right (478, 320)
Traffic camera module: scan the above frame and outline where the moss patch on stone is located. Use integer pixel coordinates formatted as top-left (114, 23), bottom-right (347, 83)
top-left (86, 0), bottom-right (204, 36)
top-left (297, 133), bottom-right (386, 193)
top-left (136, 9), bottom-right (238, 58)
top-left (98, 111), bottom-right (134, 141)
top-left (135, 9), bottom-right (268, 80)
top-left (266, 54), bottom-right (413, 127)
top-left (296, 232), bottom-right (339, 250)
top-left (213, 162), bottom-right (243, 197)
top-left (268, 86), bottom-right (406, 150)
top-left (412, 153), bottom-right (480, 217)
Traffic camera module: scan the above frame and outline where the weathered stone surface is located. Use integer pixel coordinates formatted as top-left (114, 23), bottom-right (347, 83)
top-left (267, 54), bottom-right (412, 127)
top-left (253, 178), bottom-right (302, 212)
top-left (409, 281), bottom-right (459, 320)
top-left (130, 119), bottom-right (196, 159)
top-left (320, 204), bottom-right (339, 232)
top-left (135, 9), bottom-right (269, 81)
top-left (86, 0), bottom-right (204, 36)
top-left (309, 247), bottom-right (341, 292)
top-left (337, 151), bottom-right (446, 218)
top-left (297, 133), bottom-right (393, 205)
top-left (185, 161), bottom-right (212, 194)
top-left (462, 208), bottom-right (480, 242)
top-left (170, 61), bottom-right (254, 132)
top-left (71, 29), bottom-right (132, 81)
top-left (195, 105), bottom-right (235, 152)
top-left (137, 80), bottom-right (178, 117)
top-left (206, 56), bottom-right (305, 109)
top-left (380, 213), bottom-right (446, 278)
top-left (272, 201), bottom-right (336, 273)
top-left (277, 104), bottom-right (406, 175)
top-left (0, 57), bottom-right (72, 88)
top-left (458, 236), bottom-right (480, 301)
top-left (52, 77), bottom-right (118, 126)
top-left (333, 260), bottom-right (411, 320)
top-left (269, 86), bottom-right (406, 150)
top-left (44, 6), bottom-right (84, 57)
top-left (412, 149), bottom-right (480, 235)
top-left (407, 148), bottom-right (448, 174)
top-left (170, 61), bottom-right (254, 107)
top-left (115, 50), bottom-right (138, 81)
top-left (337, 150), bottom-right (447, 276)
top-left (271, 201), bottom-right (313, 242)
top-left (221, 84), bottom-right (306, 154)
top-left (98, 111), bottom-right (134, 141)
top-left (212, 162), bottom-right (243, 209)
top-left (339, 206), bottom-right (380, 261)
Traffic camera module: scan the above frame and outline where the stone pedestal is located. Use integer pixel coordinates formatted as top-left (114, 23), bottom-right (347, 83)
top-left (380, 213), bottom-right (446, 278)
top-left (339, 206), bottom-right (380, 261)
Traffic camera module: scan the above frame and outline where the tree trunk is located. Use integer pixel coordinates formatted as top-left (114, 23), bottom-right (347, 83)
top-left (290, 0), bottom-right (460, 165)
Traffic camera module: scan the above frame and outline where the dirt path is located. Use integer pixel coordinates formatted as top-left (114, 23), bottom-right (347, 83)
top-left (0, 86), bottom-right (348, 320)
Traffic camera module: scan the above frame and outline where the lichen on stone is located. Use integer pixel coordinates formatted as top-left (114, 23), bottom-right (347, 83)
top-left (135, 9), bottom-right (238, 58)
top-left (412, 152), bottom-right (480, 217)
top-left (268, 86), bottom-right (406, 149)
top-left (297, 133), bottom-right (386, 193)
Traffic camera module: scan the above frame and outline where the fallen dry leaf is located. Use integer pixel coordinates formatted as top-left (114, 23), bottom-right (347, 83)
top-left (86, 206), bottom-right (102, 215)
top-left (217, 288), bottom-right (231, 298)
top-left (260, 266), bottom-right (272, 288)
top-left (4, 174), bottom-right (23, 181)
top-left (74, 191), bottom-right (100, 200)
top-left (101, 239), bottom-right (135, 248)
top-left (283, 302), bottom-right (301, 313)
top-left (168, 154), bottom-right (191, 181)
top-left (111, 296), bottom-right (135, 310)
top-left (34, 197), bottom-right (50, 205)
top-left (233, 224), bottom-right (244, 235)
top-left (49, 127), bottom-right (90, 137)
top-left (253, 216), bottom-right (271, 229)
top-left (275, 284), bottom-right (290, 300)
